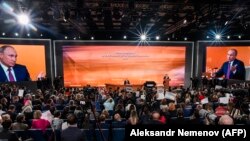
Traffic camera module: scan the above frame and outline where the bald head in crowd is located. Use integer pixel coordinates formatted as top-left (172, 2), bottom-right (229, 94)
top-left (218, 115), bottom-right (234, 125)
top-left (151, 111), bottom-right (161, 120)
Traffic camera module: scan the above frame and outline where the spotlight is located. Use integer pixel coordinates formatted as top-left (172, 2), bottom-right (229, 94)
top-left (227, 36), bottom-right (230, 39)
top-left (40, 34), bottom-right (43, 37)
top-left (206, 36), bottom-right (209, 39)
top-left (65, 36), bottom-right (68, 39)
top-left (183, 19), bottom-right (187, 24)
top-left (14, 32), bottom-right (19, 36)
top-left (123, 35), bottom-right (127, 39)
top-left (184, 37), bottom-right (187, 40)
top-left (2, 32), bottom-right (6, 36)
top-left (238, 35), bottom-right (241, 39)
top-left (2, 2), bottom-right (14, 12)
top-left (73, 37), bottom-right (76, 40)
top-left (215, 34), bottom-right (221, 40)
top-left (167, 37), bottom-right (170, 41)
top-left (17, 14), bottom-right (30, 25)
top-left (91, 36), bottom-right (94, 40)
top-left (140, 34), bottom-right (146, 41)
top-left (27, 33), bottom-right (30, 37)
top-left (225, 21), bottom-right (228, 25)
top-left (155, 36), bottom-right (160, 40)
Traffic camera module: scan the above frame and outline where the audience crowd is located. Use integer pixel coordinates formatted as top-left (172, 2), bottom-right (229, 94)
top-left (0, 78), bottom-right (250, 141)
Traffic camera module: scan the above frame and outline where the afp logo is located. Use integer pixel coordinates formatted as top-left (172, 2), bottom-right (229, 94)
top-left (222, 129), bottom-right (246, 138)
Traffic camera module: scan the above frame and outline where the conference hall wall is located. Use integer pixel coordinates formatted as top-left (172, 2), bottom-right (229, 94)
top-left (54, 41), bottom-right (194, 88)
top-left (196, 41), bottom-right (250, 80)
top-left (0, 38), bottom-right (53, 82)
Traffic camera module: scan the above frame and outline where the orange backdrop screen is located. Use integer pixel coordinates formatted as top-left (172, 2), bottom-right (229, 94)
top-left (206, 46), bottom-right (250, 80)
top-left (0, 44), bottom-right (46, 81)
top-left (63, 46), bottom-right (186, 87)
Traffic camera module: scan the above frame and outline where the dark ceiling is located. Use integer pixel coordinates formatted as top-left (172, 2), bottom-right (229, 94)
top-left (1, 0), bottom-right (250, 40)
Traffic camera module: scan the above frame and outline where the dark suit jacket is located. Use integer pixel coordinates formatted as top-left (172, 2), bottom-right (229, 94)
top-left (0, 64), bottom-right (31, 82)
top-left (215, 59), bottom-right (245, 80)
top-left (61, 127), bottom-right (85, 141)
top-left (0, 129), bottom-right (19, 141)
top-left (124, 80), bottom-right (130, 85)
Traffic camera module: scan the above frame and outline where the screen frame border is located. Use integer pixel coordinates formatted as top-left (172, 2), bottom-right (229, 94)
top-left (196, 40), bottom-right (250, 78)
top-left (0, 38), bottom-right (53, 83)
top-left (54, 40), bottom-right (194, 88)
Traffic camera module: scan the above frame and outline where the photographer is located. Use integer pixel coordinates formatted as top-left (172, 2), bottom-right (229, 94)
top-left (196, 104), bottom-right (218, 125)
top-left (103, 94), bottom-right (115, 111)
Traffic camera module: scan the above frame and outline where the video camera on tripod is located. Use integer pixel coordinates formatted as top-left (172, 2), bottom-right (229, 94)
top-left (143, 81), bottom-right (157, 103)
top-left (144, 81), bottom-right (156, 95)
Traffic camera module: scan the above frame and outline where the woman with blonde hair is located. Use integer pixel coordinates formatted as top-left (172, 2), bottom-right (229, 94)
top-left (127, 110), bottom-right (139, 125)
top-left (22, 100), bottom-right (33, 113)
top-left (31, 110), bottom-right (51, 132)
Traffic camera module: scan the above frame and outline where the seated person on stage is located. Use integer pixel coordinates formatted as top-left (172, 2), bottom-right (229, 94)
top-left (124, 79), bottom-right (130, 85)
top-left (212, 49), bottom-right (245, 80)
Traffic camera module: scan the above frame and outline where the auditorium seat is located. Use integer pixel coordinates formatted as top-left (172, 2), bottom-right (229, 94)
top-left (95, 129), bottom-right (110, 141)
top-left (28, 129), bottom-right (47, 141)
top-left (183, 108), bottom-right (193, 117)
top-left (82, 129), bottom-right (93, 141)
top-left (13, 130), bottom-right (29, 141)
top-left (112, 128), bottom-right (125, 141)
top-left (105, 119), bottom-right (113, 124)
top-left (111, 121), bottom-right (126, 128)
top-left (54, 129), bottom-right (61, 141)
top-left (96, 122), bottom-right (110, 129)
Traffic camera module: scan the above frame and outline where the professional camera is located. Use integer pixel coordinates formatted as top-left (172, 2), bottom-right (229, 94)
top-left (144, 81), bottom-right (156, 95)
top-left (199, 109), bottom-right (217, 124)
top-left (143, 81), bottom-right (157, 104)
top-left (83, 85), bottom-right (98, 96)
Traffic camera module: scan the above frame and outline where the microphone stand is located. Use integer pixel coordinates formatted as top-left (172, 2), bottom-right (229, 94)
top-left (90, 93), bottom-right (107, 141)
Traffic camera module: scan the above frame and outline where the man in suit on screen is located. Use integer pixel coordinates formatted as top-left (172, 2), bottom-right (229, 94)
top-left (0, 45), bottom-right (31, 82)
top-left (213, 49), bottom-right (245, 80)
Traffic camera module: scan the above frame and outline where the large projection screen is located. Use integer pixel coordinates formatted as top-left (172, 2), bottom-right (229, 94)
top-left (54, 41), bottom-right (193, 87)
top-left (0, 38), bottom-right (53, 82)
top-left (197, 41), bottom-right (250, 80)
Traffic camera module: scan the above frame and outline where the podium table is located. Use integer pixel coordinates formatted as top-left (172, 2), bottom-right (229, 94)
top-left (105, 83), bottom-right (143, 91)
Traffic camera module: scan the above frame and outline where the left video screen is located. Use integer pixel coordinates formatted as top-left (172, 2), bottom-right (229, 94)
top-left (0, 38), bottom-right (52, 82)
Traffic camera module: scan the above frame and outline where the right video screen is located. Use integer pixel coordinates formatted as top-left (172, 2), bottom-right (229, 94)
top-left (198, 41), bottom-right (250, 80)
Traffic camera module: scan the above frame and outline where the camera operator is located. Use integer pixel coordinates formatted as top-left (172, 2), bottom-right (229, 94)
top-left (103, 94), bottom-right (115, 111)
top-left (196, 104), bottom-right (218, 125)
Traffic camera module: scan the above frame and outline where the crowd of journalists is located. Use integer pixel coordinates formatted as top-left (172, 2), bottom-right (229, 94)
top-left (0, 77), bottom-right (250, 141)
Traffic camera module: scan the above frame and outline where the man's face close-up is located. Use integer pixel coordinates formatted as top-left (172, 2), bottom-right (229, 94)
top-left (227, 50), bottom-right (236, 62)
top-left (0, 47), bottom-right (17, 67)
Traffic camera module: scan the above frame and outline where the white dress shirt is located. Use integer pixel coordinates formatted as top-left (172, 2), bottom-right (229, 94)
top-left (0, 63), bottom-right (17, 81)
top-left (229, 60), bottom-right (236, 74)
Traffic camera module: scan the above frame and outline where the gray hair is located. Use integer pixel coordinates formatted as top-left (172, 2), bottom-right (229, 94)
top-left (0, 45), bottom-right (14, 53)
